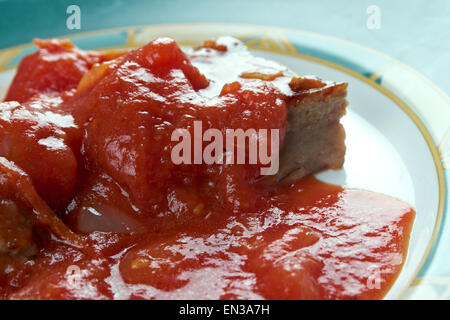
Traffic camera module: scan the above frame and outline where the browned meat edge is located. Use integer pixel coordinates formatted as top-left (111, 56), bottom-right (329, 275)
top-left (276, 80), bottom-right (348, 182)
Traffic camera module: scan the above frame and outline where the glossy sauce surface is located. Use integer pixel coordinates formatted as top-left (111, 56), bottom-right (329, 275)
top-left (0, 37), bottom-right (415, 299)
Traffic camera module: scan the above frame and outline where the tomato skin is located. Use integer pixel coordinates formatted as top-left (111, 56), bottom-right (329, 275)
top-left (0, 38), bottom-right (416, 300)
top-left (141, 37), bottom-right (210, 90)
top-left (0, 100), bottom-right (78, 209)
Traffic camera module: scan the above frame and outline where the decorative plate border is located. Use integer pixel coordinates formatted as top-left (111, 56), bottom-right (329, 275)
top-left (0, 23), bottom-right (448, 299)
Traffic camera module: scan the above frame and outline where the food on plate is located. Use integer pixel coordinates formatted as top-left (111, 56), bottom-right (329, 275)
top-left (0, 37), bottom-right (414, 299)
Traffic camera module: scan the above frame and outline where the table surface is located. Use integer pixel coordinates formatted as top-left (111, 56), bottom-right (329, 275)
top-left (0, 0), bottom-right (449, 299)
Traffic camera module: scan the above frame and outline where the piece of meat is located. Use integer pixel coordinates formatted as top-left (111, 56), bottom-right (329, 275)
top-left (276, 77), bottom-right (348, 181)
top-left (0, 200), bottom-right (34, 257)
top-left (190, 39), bottom-right (347, 182)
top-left (1, 38), bottom-right (347, 239)
top-left (0, 157), bottom-right (84, 299)
top-left (0, 157), bottom-right (85, 298)
top-left (0, 157), bottom-right (83, 249)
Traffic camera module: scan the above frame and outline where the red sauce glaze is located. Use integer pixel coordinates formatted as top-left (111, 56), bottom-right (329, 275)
top-left (0, 38), bottom-right (415, 300)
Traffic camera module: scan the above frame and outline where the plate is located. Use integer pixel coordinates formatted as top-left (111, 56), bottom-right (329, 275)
top-left (0, 23), bottom-right (448, 299)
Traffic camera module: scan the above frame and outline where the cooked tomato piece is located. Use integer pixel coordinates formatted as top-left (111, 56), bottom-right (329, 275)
top-left (5, 39), bottom-right (123, 103)
top-left (67, 38), bottom-right (287, 217)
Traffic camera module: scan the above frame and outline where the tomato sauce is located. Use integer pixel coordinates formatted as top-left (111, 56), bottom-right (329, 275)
top-left (0, 37), bottom-right (415, 300)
